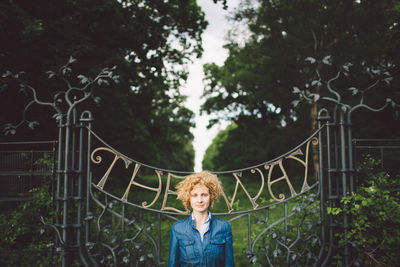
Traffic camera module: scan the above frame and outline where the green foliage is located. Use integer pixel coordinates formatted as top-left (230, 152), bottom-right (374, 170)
top-left (202, 122), bottom-right (238, 171)
top-left (0, 155), bottom-right (56, 266)
top-left (202, 118), bottom-right (309, 172)
top-left (0, 0), bottom-right (212, 171)
top-left (327, 155), bottom-right (400, 266)
top-left (201, 0), bottom-right (400, 170)
top-left (202, 0), bottom-right (400, 122)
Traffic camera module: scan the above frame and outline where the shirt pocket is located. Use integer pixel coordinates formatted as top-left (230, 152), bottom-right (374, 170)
top-left (178, 239), bottom-right (197, 260)
top-left (210, 237), bottom-right (226, 259)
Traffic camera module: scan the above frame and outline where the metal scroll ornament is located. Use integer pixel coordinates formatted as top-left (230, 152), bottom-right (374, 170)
top-left (90, 135), bottom-right (319, 214)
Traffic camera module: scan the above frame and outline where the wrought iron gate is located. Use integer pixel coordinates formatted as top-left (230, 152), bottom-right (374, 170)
top-left (2, 62), bottom-right (397, 266)
top-left (39, 105), bottom-right (356, 266)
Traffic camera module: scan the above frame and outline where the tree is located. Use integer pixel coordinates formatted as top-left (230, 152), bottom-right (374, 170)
top-left (201, 0), bottom-right (400, 170)
top-left (202, 119), bottom-right (307, 171)
top-left (0, 0), bottom-right (211, 171)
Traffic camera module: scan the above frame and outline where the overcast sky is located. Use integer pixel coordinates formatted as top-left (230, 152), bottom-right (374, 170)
top-left (182, 1), bottom-right (240, 172)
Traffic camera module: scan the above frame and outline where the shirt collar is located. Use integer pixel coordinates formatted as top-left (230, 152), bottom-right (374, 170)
top-left (191, 211), bottom-right (211, 223)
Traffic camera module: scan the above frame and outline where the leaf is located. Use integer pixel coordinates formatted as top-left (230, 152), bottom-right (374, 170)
top-left (311, 80), bottom-right (321, 87)
top-left (322, 55), bottom-right (332, 65)
top-left (53, 92), bottom-right (63, 101)
top-left (62, 67), bottom-right (71, 75)
top-left (342, 62), bottom-right (353, 72)
top-left (93, 97), bottom-right (101, 106)
top-left (123, 256), bottom-right (130, 263)
top-left (134, 242), bottom-right (143, 249)
top-left (18, 84), bottom-right (26, 93)
top-left (28, 121), bottom-right (39, 130)
top-left (307, 193), bottom-right (316, 202)
top-left (5, 129), bottom-right (16, 136)
top-left (383, 77), bottom-right (393, 85)
top-left (112, 75), bottom-right (120, 84)
top-left (312, 237), bottom-right (319, 245)
top-left (270, 231), bottom-right (277, 239)
top-left (292, 86), bottom-right (301, 93)
top-left (3, 124), bottom-right (17, 136)
top-left (348, 87), bottom-right (358, 96)
top-left (68, 56), bottom-right (76, 64)
top-left (292, 100), bottom-right (300, 107)
top-left (305, 57), bottom-right (316, 64)
top-left (311, 207), bottom-right (318, 214)
top-left (273, 248), bottom-right (281, 257)
top-left (250, 255), bottom-right (257, 263)
top-left (291, 253), bottom-right (297, 261)
top-left (313, 94), bottom-right (320, 102)
top-left (78, 74), bottom-right (89, 84)
top-left (46, 71), bottom-right (56, 79)
top-left (2, 70), bottom-right (12, 78)
top-left (371, 68), bottom-right (380, 75)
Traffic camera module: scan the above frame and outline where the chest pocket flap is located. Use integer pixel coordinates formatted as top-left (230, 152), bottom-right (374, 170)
top-left (210, 237), bottom-right (226, 245)
top-left (178, 239), bottom-right (197, 260)
top-left (178, 239), bottom-right (194, 246)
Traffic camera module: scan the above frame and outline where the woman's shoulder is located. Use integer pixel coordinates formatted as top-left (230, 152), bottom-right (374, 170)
top-left (212, 216), bottom-right (228, 223)
top-left (171, 216), bottom-right (191, 230)
top-left (211, 216), bottom-right (231, 229)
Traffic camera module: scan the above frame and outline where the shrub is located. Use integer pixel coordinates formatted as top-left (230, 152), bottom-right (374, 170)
top-left (0, 154), bottom-right (57, 266)
top-left (328, 155), bottom-right (400, 266)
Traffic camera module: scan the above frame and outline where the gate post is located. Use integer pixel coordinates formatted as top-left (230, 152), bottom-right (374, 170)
top-left (296, 64), bottom-right (397, 266)
top-left (56, 105), bottom-right (78, 267)
top-left (318, 106), bottom-right (354, 266)
top-left (338, 108), bottom-right (352, 266)
top-left (316, 108), bottom-right (330, 265)
top-left (79, 110), bottom-right (96, 266)
top-left (2, 62), bottom-right (118, 266)
top-left (55, 107), bottom-right (94, 267)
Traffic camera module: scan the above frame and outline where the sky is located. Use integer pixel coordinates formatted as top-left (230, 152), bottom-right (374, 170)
top-left (182, 0), bottom-right (240, 172)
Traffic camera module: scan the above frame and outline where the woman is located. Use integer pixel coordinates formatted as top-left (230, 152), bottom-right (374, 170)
top-left (168, 171), bottom-right (234, 267)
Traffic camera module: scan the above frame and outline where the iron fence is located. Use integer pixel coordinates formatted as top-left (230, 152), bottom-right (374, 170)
top-left (0, 141), bottom-right (56, 202)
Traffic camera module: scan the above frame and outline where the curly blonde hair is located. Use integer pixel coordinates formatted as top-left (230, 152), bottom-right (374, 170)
top-left (176, 171), bottom-right (223, 210)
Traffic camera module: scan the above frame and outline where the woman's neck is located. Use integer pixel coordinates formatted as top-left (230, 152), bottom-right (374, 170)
top-left (193, 210), bottom-right (209, 224)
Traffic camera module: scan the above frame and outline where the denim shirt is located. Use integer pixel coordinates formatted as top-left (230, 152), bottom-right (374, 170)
top-left (192, 212), bottom-right (211, 242)
top-left (168, 213), bottom-right (234, 267)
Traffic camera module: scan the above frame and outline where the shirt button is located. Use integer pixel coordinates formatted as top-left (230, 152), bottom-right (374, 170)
top-left (205, 235), bottom-right (208, 238)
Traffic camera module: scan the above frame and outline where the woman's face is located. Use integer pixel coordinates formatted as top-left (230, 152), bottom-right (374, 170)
top-left (190, 184), bottom-right (210, 213)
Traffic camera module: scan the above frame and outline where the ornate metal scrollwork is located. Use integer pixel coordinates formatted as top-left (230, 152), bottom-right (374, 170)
top-left (89, 131), bottom-right (319, 214)
top-left (85, 129), bottom-right (322, 265)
